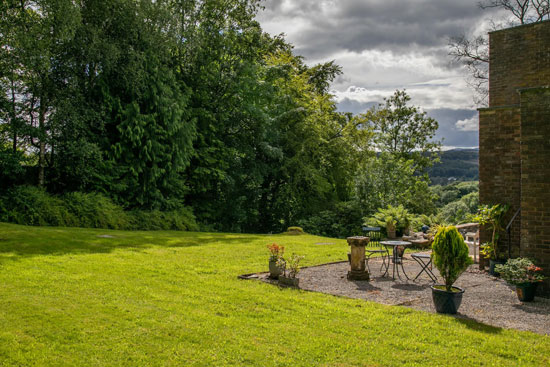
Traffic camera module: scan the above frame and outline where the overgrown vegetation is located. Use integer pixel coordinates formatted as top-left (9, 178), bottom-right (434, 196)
top-left (0, 186), bottom-right (198, 231)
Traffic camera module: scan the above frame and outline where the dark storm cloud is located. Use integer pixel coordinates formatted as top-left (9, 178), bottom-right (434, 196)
top-left (259, 0), bottom-right (488, 59)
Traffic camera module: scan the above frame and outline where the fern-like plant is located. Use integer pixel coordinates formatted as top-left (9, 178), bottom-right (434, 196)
top-left (431, 226), bottom-right (473, 291)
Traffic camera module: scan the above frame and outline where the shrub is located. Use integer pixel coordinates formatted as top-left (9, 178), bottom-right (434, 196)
top-left (63, 192), bottom-right (130, 229)
top-left (0, 186), bottom-right (198, 231)
top-left (431, 226), bottom-right (473, 291)
top-left (495, 258), bottom-right (546, 285)
top-left (0, 186), bottom-right (77, 226)
top-left (285, 226), bottom-right (304, 235)
top-left (297, 201), bottom-right (363, 238)
top-left (365, 205), bottom-right (412, 237)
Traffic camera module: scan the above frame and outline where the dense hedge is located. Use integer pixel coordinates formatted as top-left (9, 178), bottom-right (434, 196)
top-left (0, 186), bottom-right (198, 231)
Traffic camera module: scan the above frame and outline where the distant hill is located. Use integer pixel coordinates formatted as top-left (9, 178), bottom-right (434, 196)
top-left (428, 149), bottom-right (479, 185)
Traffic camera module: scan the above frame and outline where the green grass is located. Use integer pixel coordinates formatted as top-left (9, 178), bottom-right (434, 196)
top-left (0, 223), bottom-right (548, 366)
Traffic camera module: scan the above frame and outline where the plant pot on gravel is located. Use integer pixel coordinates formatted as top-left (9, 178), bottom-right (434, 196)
top-left (431, 285), bottom-right (465, 314)
top-left (431, 226), bottom-right (473, 314)
top-left (278, 253), bottom-right (304, 288)
top-left (495, 258), bottom-right (546, 302)
top-left (279, 275), bottom-right (299, 287)
top-left (267, 243), bottom-right (285, 279)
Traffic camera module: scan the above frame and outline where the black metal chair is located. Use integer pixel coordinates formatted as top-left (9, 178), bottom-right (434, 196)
top-left (363, 226), bottom-right (389, 275)
top-left (411, 252), bottom-right (437, 282)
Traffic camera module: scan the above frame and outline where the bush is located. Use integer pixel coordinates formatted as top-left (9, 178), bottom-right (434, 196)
top-left (365, 205), bottom-right (412, 237)
top-left (0, 186), bottom-right (77, 226)
top-left (0, 186), bottom-right (198, 231)
top-left (284, 226), bottom-right (304, 235)
top-left (297, 201), bottom-right (363, 238)
top-left (431, 226), bottom-right (473, 291)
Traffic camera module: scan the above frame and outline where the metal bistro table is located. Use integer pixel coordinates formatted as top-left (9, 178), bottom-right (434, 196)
top-left (380, 240), bottom-right (412, 280)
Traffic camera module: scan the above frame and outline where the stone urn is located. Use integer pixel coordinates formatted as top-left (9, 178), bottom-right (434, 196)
top-left (269, 259), bottom-right (283, 279)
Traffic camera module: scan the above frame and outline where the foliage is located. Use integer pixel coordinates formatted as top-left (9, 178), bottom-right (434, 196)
top-left (428, 149), bottom-right (479, 185)
top-left (285, 227), bottom-right (305, 235)
top-left (0, 186), bottom-right (197, 231)
top-left (285, 253), bottom-right (305, 278)
top-left (473, 203), bottom-right (509, 260)
top-left (362, 90), bottom-right (441, 173)
top-left (366, 205), bottom-right (412, 237)
top-left (267, 243), bottom-right (285, 261)
top-left (495, 258), bottom-right (546, 285)
top-left (354, 154), bottom-right (437, 217)
top-left (431, 226), bottom-right (474, 291)
top-left (410, 214), bottom-right (447, 233)
top-left (297, 201), bottom-right (363, 238)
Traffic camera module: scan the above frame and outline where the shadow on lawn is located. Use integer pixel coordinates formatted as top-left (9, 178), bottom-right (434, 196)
top-left (0, 223), bottom-right (264, 260)
top-left (453, 314), bottom-right (503, 334)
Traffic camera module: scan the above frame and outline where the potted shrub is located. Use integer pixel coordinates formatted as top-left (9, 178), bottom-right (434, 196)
top-left (279, 254), bottom-right (304, 287)
top-left (473, 203), bottom-right (509, 275)
top-left (366, 205), bottom-right (412, 239)
top-left (267, 243), bottom-right (285, 279)
top-left (495, 258), bottom-right (546, 302)
top-left (431, 226), bottom-right (473, 314)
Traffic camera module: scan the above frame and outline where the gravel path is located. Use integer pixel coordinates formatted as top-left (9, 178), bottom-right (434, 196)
top-left (247, 255), bottom-right (550, 335)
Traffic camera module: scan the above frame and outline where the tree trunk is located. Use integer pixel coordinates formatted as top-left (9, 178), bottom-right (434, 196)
top-left (38, 102), bottom-right (46, 187)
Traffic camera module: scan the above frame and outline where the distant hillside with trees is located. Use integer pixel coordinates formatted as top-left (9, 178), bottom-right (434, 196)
top-left (429, 149), bottom-right (479, 185)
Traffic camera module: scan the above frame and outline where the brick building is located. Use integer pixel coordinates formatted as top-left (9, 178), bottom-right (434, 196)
top-left (478, 20), bottom-right (550, 294)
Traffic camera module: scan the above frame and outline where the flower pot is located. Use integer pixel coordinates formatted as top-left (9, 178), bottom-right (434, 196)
top-left (387, 226), bottom-right (396, 239)
top-left (269, 259), bottom-right (282, 279)
top-left (279, 275), bottom-right (299, 287)
top-left (489, 259), bottom-right (505, 276)
top-left (515, 282), bottom-right (538, 302)
top-left (431, 285), bottom-right (465, 314)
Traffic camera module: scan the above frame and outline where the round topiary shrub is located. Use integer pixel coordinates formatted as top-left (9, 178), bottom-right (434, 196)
top-left (432, 225), bottom-right (473, 291)
top-left (285, 226), bottom-right (305, 235)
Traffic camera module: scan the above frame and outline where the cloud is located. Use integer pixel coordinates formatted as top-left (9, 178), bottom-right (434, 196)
top-left (255, 0), bottom-right (494, 147)
top-left (456, 115), bottom-right (479, 131)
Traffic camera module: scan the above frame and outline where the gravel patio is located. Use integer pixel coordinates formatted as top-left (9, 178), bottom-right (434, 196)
top-left (243, 253), bottom-right (550, 335)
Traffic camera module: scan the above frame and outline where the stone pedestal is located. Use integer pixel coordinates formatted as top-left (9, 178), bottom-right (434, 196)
top-left (347, 236), bottom-right (370, 281)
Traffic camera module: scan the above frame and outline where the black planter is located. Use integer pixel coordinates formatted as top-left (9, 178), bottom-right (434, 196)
top-left (515, 282), bottom-right (538, 302)
top-left (489, 259), bottom-right (506, 276)
top-left (431, 285), bottom-right (465, 314)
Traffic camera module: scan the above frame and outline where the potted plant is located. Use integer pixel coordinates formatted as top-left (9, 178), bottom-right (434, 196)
top-left (366, 205), bottom-right (412, 239)
top-left (473, 203), bottom-right (509, 275)
top-left (279, 253), bottom-right (304, 287)
top-left (267, 243), bottom-right (285, 279)
top-left (431, 226), bottom-right (473, 314)
top-left (495, 258), bottom-right (546, 302)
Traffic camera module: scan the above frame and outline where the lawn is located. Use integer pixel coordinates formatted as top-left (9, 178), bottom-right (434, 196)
top-left (0, 222), bottom-right (548, 366)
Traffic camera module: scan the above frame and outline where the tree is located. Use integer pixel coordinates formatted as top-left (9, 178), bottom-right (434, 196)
top-left (450, 0), bottom-right (550, 105)
top-left (362, 90), bottom-right (440, 174)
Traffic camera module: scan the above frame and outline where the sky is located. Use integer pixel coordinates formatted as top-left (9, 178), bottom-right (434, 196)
top-left (256, 0), bottom-right (501, 149)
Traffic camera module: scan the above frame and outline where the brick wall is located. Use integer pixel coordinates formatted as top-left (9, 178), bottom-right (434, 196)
top-left (519, 87), bottom-right (550, 292)
top-left (489, 21), bottom-right (550, 107)
top-left (479, 20), bottom-right (550, 294)
top-left (478, 107), bottom-right (521, 262)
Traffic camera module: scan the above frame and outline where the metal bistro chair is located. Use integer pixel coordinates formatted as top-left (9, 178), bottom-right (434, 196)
top-left (363, 226), bottom-right (389, 275)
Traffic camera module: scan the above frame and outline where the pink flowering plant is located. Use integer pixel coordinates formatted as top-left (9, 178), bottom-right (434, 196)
top-left (495, 258), bottom-right (546, 285)
top-left (267, 243), bottom-right (285, 262)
